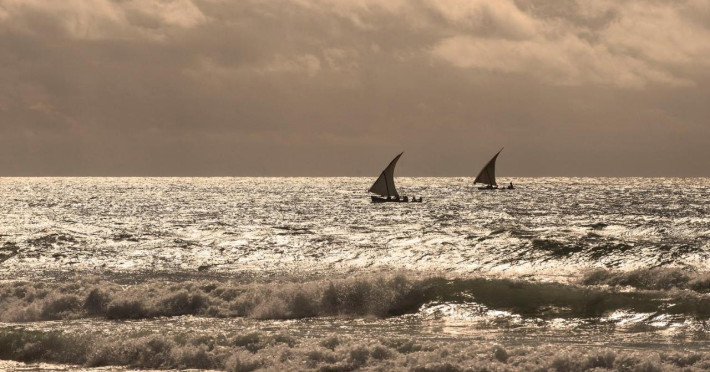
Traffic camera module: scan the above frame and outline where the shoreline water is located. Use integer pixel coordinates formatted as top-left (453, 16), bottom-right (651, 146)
top-left (1, 178), bottom-right (709, 370)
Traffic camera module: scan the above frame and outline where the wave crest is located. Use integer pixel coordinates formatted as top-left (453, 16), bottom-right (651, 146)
top-left (0, 328), bottom-right (709, 371)
top-left (3, 272), bottom-right (710, 322)
top-left (582, 267), bottom-right (710, 292)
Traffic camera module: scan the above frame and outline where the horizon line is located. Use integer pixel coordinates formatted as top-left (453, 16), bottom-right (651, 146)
top-left (0, 175), bottom-right (708, 179)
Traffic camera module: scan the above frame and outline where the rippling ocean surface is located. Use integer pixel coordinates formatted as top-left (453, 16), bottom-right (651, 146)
top-left (1, 177), bottom-right (709, 371)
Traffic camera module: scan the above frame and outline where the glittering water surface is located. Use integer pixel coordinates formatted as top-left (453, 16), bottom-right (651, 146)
top-left (1, 177), bottom-right (708, 279)
top-left (1, 178), bottom-right (709, 371)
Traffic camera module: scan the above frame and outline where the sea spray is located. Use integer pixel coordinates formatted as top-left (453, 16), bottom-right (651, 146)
top-left (3, 271), bottom-right (710, 322)
top-left (1, 327), bottom-right (709, 371)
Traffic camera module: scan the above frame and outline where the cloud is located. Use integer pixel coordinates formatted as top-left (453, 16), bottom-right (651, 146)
top-left (258, 54), bottom-right (322, 76)
top-left (0, 0), bottom-right (709, 175)
top-left (431, 34), bottom-right (692, 88)
top-left (425, 0), bottom-right (538, 39)
top-left (431, 0), bottom-right (710, 88)
top-left (0, 0), bottom-right (206, 40)
top-left (278, 0), bottom-right (710, 88)
top-left (3, 0), bottom-right (706, 87)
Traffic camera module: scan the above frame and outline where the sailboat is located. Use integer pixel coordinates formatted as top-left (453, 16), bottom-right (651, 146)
top-left (369, 152), bottom-right (421, 203)
top-left (474, 148), bottom-right (514, 190)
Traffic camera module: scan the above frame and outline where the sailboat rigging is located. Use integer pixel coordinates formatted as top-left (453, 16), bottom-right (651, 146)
top-left (369, 152), bottom-right (422, 203)
top-left (474, 148), bottom-right (514, 190)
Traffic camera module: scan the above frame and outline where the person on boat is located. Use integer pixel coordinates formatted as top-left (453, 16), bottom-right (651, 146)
top-left (507, 182), bottom-right (514, 190)
top-left (387, 196), bottom-right (392, 201)
top-left (403, 196), bottom-right (409, 202)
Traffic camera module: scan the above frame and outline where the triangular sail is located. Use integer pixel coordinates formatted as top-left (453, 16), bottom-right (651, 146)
top-left (369, 152), bottom-right (402, 197)
top-left (474, 148), bottom-right (503, 186)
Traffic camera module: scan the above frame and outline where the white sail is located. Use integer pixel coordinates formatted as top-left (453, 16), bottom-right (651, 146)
top-left (474, 148), bottom-right (503, 186)
top-left (369, 152), bottom-right (402, 197)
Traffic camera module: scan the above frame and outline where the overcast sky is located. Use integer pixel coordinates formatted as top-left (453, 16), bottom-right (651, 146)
top-left (1, 0), bottom-right (709, 176)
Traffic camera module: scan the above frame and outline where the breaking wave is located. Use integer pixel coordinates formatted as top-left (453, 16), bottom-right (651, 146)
top-left (0, 327), bottom-right (709, 371)
top-left (3, 270), bottom-right (710, 322)
top-left (582, 267), bottom-right (710, 292)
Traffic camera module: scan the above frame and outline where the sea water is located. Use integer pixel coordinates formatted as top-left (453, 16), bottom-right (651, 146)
top-left (0, 178), bottom-right (709, 371)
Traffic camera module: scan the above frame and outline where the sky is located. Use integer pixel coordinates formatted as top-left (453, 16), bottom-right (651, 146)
top-left (1, 0), bottom-right (709, 176)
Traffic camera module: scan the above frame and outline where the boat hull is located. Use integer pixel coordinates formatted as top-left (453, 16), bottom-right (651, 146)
top-left (371, 196), bottom-right (422, 203)
top-left (477, 186), bottom-right (514, 191)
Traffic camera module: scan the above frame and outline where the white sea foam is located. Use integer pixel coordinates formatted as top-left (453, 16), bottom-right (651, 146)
top-left (1, 177), bottom-right (709, 370)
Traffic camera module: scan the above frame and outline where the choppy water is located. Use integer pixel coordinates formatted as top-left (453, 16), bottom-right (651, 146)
top-left (1, 177), bottom-right (709, 371)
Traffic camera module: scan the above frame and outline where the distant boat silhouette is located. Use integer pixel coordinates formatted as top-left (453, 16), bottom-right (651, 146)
top-left (474, 148), bottom-right (514, 190)
top-left (369, 152), bottom-right (421, 203)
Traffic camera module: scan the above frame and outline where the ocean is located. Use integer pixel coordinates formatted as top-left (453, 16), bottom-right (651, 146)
top-left (1, 177), bottom-right (709, 371)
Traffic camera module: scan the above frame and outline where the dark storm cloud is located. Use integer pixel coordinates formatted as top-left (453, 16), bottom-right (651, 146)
top-left (0, 0), bottom-right (708, 176)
